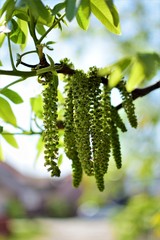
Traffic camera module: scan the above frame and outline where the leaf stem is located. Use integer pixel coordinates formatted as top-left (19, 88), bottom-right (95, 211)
top-left (7, 34), bottom-right (16, 71)
top-left (0, 69), bottom-right (36, 77)
top-left (37, 14), bottom-right (66, 44)
top-left (0, 78), bottom-right (27, 91)
top-left (2, 131), bottom-right (42, 135)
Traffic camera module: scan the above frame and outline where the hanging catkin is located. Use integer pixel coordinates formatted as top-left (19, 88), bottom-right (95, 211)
top-left (42, 72), bottom-right (60, 177)
top-left (64, 79), bottom-right (83, 187)
top-left (71, 70), bottom-right (94, 176)
top-left (88, 67), bottom-right (106, 191)
top-left (118, 80), bottom-right (138, 128)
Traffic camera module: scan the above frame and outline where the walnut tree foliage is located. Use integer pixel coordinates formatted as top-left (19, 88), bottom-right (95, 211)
top-left (0, 0), bottom-right (160, 191)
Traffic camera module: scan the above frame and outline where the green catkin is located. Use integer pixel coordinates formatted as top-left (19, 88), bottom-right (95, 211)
top-left (64, 80), bottom-right (83, 187)
top-left (88, 67), bottom-right (108, 191)
top-left (110, 120), bottom-right (122, 169)
top-left (101, 85), bottom-right (112, 174)
top-left (111, 107), bottom-right (127, 133)
top-left (71, 70), bottom-right (93, 176)
top-left (42, 72), bottom-right (60, 177)
top-left (118, 80), bottom-right (138, 128)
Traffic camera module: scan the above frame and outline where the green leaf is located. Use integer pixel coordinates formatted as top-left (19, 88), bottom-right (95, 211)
top-left (35, 136), bottom-right (43, 162)
top-left (58, 154), bottom-right (63, 167)
top-left (14, 9), bottom-right (29, 22)
top-left (0, 143), bottom-right (4, 160)
top-left (30, 95), bottom-right (43, 119)
top-left (0, 33), bottom-right (6, 47)
top-left (65, 0), bottom-right (76, 21)
top-left (0, 60), bottom-right (2, 66)
top-left (76, 0), bottom-right (91, 30)
top-left (17, 18), bottom-right (28, 49)
top-left (126, 60), bottom-right (145, 92)
top-left (15, 0), bottom-right (53, 26)
top-left (0, 0), bottom-right (15, 21)
top-left (8, 19), bottom-right (26, 44)
top-left (109, 67), bottom-right (122, 88)
top-left (2, 134), bottom-right (18, 148)
top-left (36, 23), bottom-right (46, 36)
top-left (98, 57), bottom-right (132, 87)
top-left (0, 88), bottom-right (23, 104)
top-left (99, 57), bottom-right (131, 76)
top-left (28, 0), bottom-right (53, 25)
top-left (90, 0), bottom-right (121, 34)
top-left (0, 97), bottom-right (17, 126)
top-left (0, 126), bottom-right (3, 133)
top-left (106, 0), bottom-right (120, 27)
top-left (52, 2), bottom-right (66, 15)
top-left (136, 53), bottom-right (160, 79)
top-left (127, 53), bottom-right (160, 91)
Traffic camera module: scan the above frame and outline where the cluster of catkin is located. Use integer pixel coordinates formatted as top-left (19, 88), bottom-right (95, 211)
top-left (64, 67), bottom-right (137, 191)
top-left (42, 66), bottom-right (137, 191)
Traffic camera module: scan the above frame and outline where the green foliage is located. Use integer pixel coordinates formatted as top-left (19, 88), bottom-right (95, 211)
top-left (99, 52), bottom-right (160, 91)
top-left (8, 18), bottom-right (26, 44)
top-left (30, 94), bottom-right (43, 119)
top-left (0, 96), bottom-right (17, 126)
top-left (114, 194), bottom-right (160, 240)
top-left (127, 52), bottom-right (160, 91)
top-left (76, 0), bottom-right (91, 30)
top-left (0, 88), bottom-right (23, 104)
top-left (2, 133), bottom-right (18, 148)
top-left (90, 0), bottom-right (121, 34)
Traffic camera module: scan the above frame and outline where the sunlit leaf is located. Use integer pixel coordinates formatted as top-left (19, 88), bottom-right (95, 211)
top-left (30, 95), bottom-right (43, 119)
top-left (136, 52), bottom-right (160, 80)
top-left (99, 57), bottom-right (131, 76)
top-left (127, 53), bottom-right (160, 91)
top-left (127, 60), bottom-right (145, 92)
top-left (90, 0), bottom-right (121, 34)
top-left (76, 0), bottom-right (91, 30)
top-left (0, 33), bottom-right (6, 47)
top-left (0, 97), bottom-right (17, 126)
top-left (0, 142), bottom-right (4, 160)
top-left (58, 154), bottom-right (63, 167)
top-left (0, 88), bottom-right (23, 104)
top-left (0, 0), bottom-right (15, 21)
top-left (99, 57), bottom-right (132, 87)
top-left (65, 0), bottom-right (76, 21)
top-left (109, 67), bottom-right (122, 88)
top-left (106, 0), bottom-right (120, 27)
top-left (35, 136), bottom-right (44, 162)
top-left (2, 134), bottom-right (19, 148)
top-left (52, 2), bottom-right (66, 15)
top-left (17, 18), bottom-right (28, 49)
top-left (8, 19), bottom-right (26, 44)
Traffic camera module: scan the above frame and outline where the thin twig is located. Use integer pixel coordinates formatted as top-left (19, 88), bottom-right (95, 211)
top-left (7, 34), bottom-right (16, 71)
top-left (37, 14), bottom-right (66, 44)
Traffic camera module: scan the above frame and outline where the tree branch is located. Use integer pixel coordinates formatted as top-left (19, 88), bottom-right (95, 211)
top-left (116, 80), bottom-right (160, 110)
top-left (132, 81), bottom-right (160, 100)
top-left (0, 69), bottom-right (36, 77)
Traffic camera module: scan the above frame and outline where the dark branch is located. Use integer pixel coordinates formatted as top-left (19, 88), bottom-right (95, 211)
top-left (116, 80), bottom-right (160, 110)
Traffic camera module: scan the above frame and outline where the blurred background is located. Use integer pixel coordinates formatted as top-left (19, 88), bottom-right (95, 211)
top-left (0, 0), bottom-right (160, 239)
